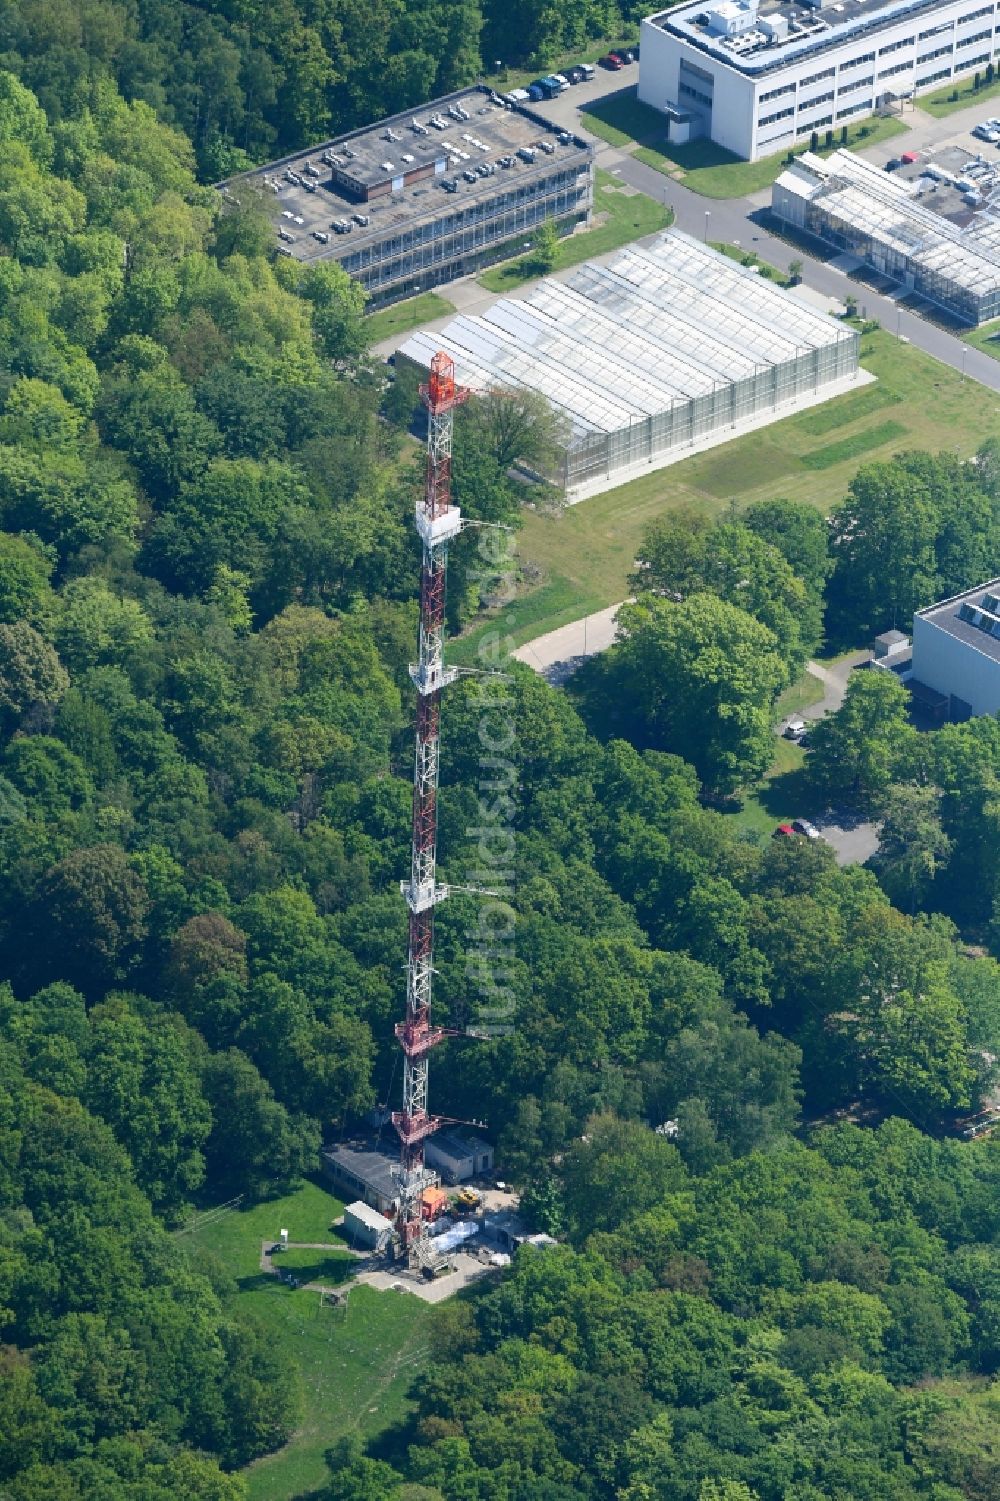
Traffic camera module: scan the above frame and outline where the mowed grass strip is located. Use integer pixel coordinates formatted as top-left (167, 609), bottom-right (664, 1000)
top-left (478, 169), bottom-right (671, 293)
top-left (801, 418), bottom-right (908, 469)
top-left (365, 290), bottom-right (455, 344)
top-left (962, 317), bottom-right (1000, 362)
top-left (796, 384), bottom-right (901, 435)
top-left (457, 332), bottom-right (1000, 657)
top-left (921, 74), bottom-right (1000, 117)
top-left (180, 1180), bottom-right (434, 1501)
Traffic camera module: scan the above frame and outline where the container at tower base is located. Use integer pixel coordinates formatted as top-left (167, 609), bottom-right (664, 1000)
top-left (343, 1201), bottom-right (395, 1251)
top-left (421, 1185), bottom-right (449, 1220)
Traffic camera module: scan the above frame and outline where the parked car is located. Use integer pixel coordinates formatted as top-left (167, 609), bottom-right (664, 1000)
top-left (505, 87), bottom-right (530, 103)
top-left (566, 66), bottom-right (584, 84)
top-left (783, 716), bottom-right (807, 740)
top-left (791, 818), bottom-right (822, 840)
top-left (579, 61), bottom-right (596, 79)
top-left (527, 82), bottom-right (545, 100)
top-left (599, 52), bottom-right (624, 69)
top-left (884, 157), bottom-right (902, 172)
top-left (620, 47), bottom-right (637, 62)
top-left (773, 823), bottom-right (796, 839)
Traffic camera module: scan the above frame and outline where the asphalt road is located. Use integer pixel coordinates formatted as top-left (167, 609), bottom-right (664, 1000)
top-left (528, 75), bottom-right (1000, 395)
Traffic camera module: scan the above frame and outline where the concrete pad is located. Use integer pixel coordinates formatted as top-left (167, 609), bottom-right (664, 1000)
top-left (788, 282), bottom-right (847, 317)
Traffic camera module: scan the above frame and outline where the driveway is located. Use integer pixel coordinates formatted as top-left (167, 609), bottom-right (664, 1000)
top-left (512, 602), bottom-right (622, 683)
top-left (800, 651), bottom-right (871, 720)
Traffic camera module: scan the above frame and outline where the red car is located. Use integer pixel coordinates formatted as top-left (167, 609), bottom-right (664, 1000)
top-left (773, 823), bottom-right (796, 839)
top-left (600, 53), bottom-right (624, 69)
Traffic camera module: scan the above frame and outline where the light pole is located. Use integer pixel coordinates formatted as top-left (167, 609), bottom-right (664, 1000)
top-left (704, 209), bottom-right (711, 242)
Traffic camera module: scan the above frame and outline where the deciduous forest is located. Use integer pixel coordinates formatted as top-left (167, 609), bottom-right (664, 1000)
top-left (0, 3), bottom-right (1000, 1499)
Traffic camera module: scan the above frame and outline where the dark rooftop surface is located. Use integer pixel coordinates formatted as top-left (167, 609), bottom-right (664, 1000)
top-left (324, 1141), bottom-right (402, 1201)
top-left (220, 85), bottom-right (590, 266)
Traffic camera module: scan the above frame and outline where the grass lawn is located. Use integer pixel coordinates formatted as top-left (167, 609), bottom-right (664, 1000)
top-left (962, 317), bottom-right (1000, 362)
top-left (775, 666), bottom-right (825, 720)
top-left (180, 1180), bottom-right (433, 1501)
top-left (451, 331), bottom-right (1000, 659)
top-left (710, 240), bottom-right (788, 282)
top-left (582, 88), bottom-right (907, 197)
top-left (478, 169), bottom-right (670, 293)
top-left (276, 1246), bottom-right (357, 1285)
top-left (727, 736), bottom-right (809, 839)
top-left (365, 291), bottom-right (455, 345)
top-left (921, 74), bottom-right (1000, 117)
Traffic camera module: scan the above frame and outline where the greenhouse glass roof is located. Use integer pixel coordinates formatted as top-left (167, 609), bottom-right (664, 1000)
top-left (398, 228), bottom-right (853, 440)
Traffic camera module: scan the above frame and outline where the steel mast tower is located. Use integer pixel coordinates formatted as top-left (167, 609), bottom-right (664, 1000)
top-left (393, 351), bottom-right (468, 1260)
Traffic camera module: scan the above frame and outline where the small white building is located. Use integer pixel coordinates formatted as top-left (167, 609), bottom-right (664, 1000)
top-left (343, 1200), bottom-right (395, 1251)
top-left (639, 0), bottom-right (1000, 162)
top-left (871, 628), bottom-right (912, 679)
top-left (912, 579), bottom-right (1000, 720)
top-left (425, 1132), bottom-right (494, 1184)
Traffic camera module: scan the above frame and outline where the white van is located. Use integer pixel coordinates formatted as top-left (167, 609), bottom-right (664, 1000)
top-left (580, 62), bottom-right (595, 79)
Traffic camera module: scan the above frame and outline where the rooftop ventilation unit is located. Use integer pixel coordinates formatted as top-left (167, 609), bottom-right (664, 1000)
top-left (381, 160), bottom-right (394, 171)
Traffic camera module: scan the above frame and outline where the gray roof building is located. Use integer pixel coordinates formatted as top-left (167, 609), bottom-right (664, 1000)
top-left (219, 85), bottom-right (593, 307)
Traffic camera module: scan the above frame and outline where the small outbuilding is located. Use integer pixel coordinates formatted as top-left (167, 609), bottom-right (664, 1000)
top-left (425, 1131), bottom-right (494, 1185)
top-left (343, 1200), bottom-right (395, 1252)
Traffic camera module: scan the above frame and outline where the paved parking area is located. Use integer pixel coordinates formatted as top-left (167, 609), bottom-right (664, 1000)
top-left (816, 814), bottom-right (880, 867)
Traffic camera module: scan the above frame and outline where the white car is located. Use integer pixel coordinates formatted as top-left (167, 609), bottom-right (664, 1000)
top-left (505, 87), bottom-right (530, 103)
top-left (783, 717), bottom-right (807, 740)
top-left (281, 209), bottom-right (294, 219)
top-left (791, 818), bottom-right (821, 840)
top-left (293, 215), bottom-right (305, 225)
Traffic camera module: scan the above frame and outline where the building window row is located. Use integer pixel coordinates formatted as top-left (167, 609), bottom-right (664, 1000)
top-left (800, 90), bottom-right (835, 110)
top-left (759, 104), bottom-right (795, 125)
top-left (801, 65), bottom-right (836, 84)
top-left (760, 81), bottom-right (795, 101)
top-left (918, 42), bottom-right (953, 61)
top-left (960, 3), bottom-right (993, 18)
top-left (917, 65), bottom-right (953, 85)
top-left (798, 114), bottom-right (832, 132)
top-left (919, 20), bottom-right (953, 38)
top-left (878, 59), bottom-right (915, 77)
top-left (841, 50), bottom-right (876, 69)
top-left (958, 27), bottom-right (993, 44)
top-left (961, 48), bottom-right (992, 65)
top-left (878, 36), bottom-right (912, 56)
top-left (837, 98), bottom-right (872, 118)
top-left (838, 73), bottom-right (874, 93)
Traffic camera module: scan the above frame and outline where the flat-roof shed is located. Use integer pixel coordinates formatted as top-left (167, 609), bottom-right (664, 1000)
top-left (343, 1201), bottom-right (395, 1251)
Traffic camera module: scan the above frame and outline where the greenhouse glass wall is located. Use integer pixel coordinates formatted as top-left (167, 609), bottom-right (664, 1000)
top-left (397, 228), bottom-right (859, 492)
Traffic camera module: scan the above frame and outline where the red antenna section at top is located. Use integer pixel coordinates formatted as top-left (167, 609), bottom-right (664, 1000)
top-left (421, 351), bottom-right (469, 416)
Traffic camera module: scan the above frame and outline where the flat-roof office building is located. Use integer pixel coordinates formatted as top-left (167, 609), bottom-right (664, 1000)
top-left (772, 148), bottom-right (1000, 323)
top-left (639, 0), bottom-right (1000, 161)
top-left (220, 85), bottom-right (593, 306)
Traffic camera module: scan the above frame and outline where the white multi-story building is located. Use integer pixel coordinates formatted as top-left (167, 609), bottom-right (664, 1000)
top-left (912, 579), bottom-right (1000, 719)
top-left (639, 0), bottom-right (1000, 161)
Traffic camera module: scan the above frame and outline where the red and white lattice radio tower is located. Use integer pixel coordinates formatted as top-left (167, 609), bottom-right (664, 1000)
top-left (393, 352), bottom-right (469, 1260)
